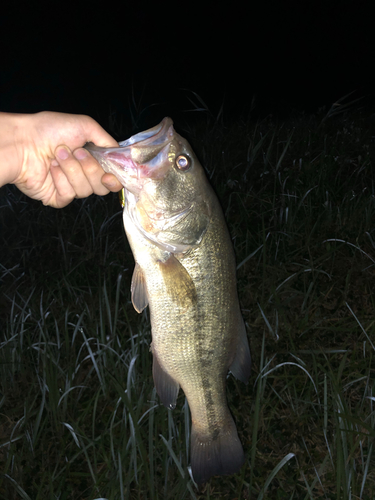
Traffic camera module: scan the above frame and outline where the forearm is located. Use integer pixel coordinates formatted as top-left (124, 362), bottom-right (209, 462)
top-left (0, 112), bottom-right (26, 188)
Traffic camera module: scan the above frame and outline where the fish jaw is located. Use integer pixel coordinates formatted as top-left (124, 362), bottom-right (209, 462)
top-left (84, 117), bottom-right (175, 195)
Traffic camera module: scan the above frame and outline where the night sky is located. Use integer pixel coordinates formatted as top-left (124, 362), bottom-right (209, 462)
top-left (1, 1), bottom-right (374, 132)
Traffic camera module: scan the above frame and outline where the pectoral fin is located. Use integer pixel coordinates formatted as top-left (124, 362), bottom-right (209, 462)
top-left (157, 255), bottom-right (197, 310)
top-left (229, 318), bottom-right (251, 384)
top-left (131, 263), bottom-right (149, 313)
top-left (152, 346), bottom-right (179, 409)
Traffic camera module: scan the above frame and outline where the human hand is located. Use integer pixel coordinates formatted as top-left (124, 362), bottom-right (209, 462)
top-left (1, 111), bottom-right (123, 208)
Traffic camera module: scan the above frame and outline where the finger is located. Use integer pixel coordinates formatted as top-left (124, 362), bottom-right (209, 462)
top-left (101, 172), bottom-right (123, 192)
top-left (81, 115), bottom-right (119, 148)
top-left (55, 145), bottom-right (93, 198)
top-left (73, 148), bottom-right (111, 196)
top-left (48, 164), bottom-right (76, 208)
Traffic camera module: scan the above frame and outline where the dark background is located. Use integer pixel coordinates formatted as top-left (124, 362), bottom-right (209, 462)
top-left (1, 0), bottom-right (374, 132)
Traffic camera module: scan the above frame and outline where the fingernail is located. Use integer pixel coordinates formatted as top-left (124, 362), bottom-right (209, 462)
top-left (73, 149), bottom-right (88, 160)
top-left (57, 147), bottom-right (69, 160)
top-left (103, 178), bottom-right (117, 188)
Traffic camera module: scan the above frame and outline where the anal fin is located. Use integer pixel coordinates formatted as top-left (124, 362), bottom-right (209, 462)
top-left (152, 347), bottom-right (179, 410)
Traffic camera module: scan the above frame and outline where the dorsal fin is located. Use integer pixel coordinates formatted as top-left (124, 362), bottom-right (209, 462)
top-left (229, 318), bottom-right (251, 383)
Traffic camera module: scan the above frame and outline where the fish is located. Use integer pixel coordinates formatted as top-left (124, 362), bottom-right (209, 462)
top-left (85, 117), bottom-right (251, 484)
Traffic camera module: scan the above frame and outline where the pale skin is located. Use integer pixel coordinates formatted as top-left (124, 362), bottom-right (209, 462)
top-left (0, 111), bottom-right (123, 208)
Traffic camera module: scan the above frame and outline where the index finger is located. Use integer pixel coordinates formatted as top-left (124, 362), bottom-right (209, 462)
top-left (80, 115), bottom-right (119, 148)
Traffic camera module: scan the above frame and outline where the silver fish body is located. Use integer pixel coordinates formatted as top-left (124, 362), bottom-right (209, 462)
top-left (85, 118), bottom-right (251, 484)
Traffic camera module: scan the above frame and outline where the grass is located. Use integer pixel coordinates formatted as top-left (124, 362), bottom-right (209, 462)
top-left (1, 100), bottom-right (375, 499)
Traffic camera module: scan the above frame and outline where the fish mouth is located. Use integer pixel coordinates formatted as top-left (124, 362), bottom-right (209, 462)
top-left (84, 117), bottom-right (175, 191)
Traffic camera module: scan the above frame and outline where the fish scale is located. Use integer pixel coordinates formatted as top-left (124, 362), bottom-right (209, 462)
top-left (85, 117), bottom-right (251, 484)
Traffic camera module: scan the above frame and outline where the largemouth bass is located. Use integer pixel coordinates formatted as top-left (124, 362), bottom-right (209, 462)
top-left (85, 118), bottom-right (251, 484)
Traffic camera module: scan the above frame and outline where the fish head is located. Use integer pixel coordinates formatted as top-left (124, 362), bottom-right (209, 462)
top-left (85, 118), bottom-right (211, 252)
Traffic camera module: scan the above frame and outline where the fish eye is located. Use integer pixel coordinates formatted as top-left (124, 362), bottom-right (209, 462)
top-left (175, 154), bottom-right (191, 171)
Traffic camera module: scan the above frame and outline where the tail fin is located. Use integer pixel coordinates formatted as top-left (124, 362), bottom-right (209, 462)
top-left (190, 417), bottom-right (245, 484)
